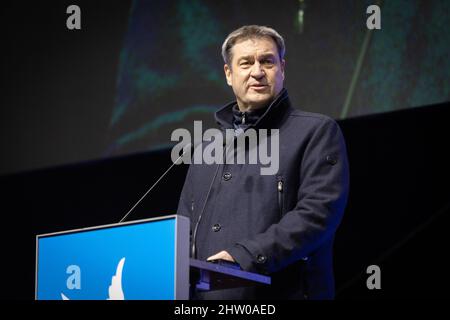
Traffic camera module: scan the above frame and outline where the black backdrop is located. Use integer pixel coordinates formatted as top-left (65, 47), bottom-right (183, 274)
top-left (1, 102), bottom-right (449, 299)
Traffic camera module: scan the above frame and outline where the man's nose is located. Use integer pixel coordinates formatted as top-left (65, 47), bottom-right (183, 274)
top-left (250, 62), bottom-right (265, 78)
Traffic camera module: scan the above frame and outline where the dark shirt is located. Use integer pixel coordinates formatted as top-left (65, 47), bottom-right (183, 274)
top-left (232, 104), bottom-right (268, 133)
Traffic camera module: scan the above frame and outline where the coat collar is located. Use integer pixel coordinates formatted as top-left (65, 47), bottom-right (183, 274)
top-left (215, 88), bottom-right (291, 130)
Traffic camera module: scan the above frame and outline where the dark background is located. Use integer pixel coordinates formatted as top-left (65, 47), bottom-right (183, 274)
top-left (2, 0), bottom-right (450, 175)
top-left (1, 102), bottom-right (449, 299)
top-left (1, 0), bottom-right (449, 299)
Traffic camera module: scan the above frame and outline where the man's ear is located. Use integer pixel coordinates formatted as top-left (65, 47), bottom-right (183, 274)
top-left (281, 59), bottom-right (286, 81)
top-left (224, 64), bottom-right (232, 86)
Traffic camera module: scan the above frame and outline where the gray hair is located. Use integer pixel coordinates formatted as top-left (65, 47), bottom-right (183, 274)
top-left (221, 25), bottom-right (286, 65)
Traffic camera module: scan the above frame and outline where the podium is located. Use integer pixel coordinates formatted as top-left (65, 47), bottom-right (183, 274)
top-left (35, 215), bottom-right (270, 300)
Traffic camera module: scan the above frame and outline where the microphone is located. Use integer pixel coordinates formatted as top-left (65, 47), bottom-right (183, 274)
top-left (118, 142), bottom-right (194, 223)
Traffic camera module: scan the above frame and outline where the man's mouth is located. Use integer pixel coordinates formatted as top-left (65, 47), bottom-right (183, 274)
top-left (249, 84), bottom-right (268, 90)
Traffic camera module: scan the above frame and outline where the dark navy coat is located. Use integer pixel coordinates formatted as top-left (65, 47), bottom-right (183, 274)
top-left (177, 88), bottom-right (349, 299)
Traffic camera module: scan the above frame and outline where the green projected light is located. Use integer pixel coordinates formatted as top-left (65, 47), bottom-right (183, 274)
top-left (106, 0), bottom-right (450, 157)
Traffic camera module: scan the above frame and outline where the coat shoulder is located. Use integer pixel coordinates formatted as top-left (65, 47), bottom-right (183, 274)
top-left (288, 108), bottom-right (338, 129)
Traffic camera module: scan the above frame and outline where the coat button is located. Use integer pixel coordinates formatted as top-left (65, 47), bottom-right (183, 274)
top-left (223, 172), bottom-right (232, 181)
top-left (212, 224), bottom-right (221, 232)
top-left (326, 155), bottom-right (337, 165)
top-left (256, 254), bottom-right (267, 264)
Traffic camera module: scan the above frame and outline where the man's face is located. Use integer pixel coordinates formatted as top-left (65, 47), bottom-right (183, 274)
top-left (224, 36), bottom-right (285, 111)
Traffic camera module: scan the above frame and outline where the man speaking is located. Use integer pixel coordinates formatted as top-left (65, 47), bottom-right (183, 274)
top-left (177, 25), bottom-right (349, 299)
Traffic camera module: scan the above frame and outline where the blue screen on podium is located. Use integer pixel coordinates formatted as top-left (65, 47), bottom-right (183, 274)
top-left (36, 218), bottom-right (177, 300)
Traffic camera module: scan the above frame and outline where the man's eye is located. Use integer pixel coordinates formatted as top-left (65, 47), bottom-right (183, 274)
top-left (240, 61), bottom-right (250, 66)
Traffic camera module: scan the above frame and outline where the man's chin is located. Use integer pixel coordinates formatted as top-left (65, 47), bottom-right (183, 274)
top-left (246, 94), bottom-right (273, 109)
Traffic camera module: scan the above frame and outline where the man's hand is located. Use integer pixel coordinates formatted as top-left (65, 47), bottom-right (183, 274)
top-left (207, 250), bottom-right (235, 262)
